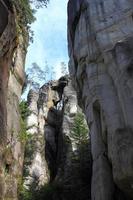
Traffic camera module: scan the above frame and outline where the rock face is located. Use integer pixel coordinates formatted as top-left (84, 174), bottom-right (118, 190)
top-left (0, 0), bottom-right (16, 145)
top-left (23, 77), bottom-right (92, 200)
top-left (5, 36), bottom-right (26, 200)
top-left (54, 78), bottom-right (92, 200)
top-left (0, 1), bottom-right (27, 199)
top-left (23, 89), bottom-right (49, 188)
top-left (68, 0), bottom-right (133, 199)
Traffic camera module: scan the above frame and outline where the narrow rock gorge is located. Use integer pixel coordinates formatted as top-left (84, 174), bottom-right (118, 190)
top-left (0, 1), bottom-right (91, 199)
top-left (68, 0), bottom-right (133, 199)
top-left (21, 76), bottom-right (91, 200)
top-left (1, 0), bottom-right (133, 199)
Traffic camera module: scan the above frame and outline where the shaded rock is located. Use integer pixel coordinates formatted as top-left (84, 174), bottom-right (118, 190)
top-left (23, 77), bottom-right (92, 200)
top-left (0, 1), bottom-right (28, 199)
top-left (68, 0), bottom-right (133, 199)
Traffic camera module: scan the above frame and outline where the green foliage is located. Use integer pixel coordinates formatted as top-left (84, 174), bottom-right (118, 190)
top-left (12, 0), bottom-right (36, 25)
top-left (19, 181), bottom-right (63, 200)
top-left (23, 135), bottom-right (35, 177)
top-left (19, 101), bottom-right (30, 143)
top-left (12, 0), bottom-right (49, 43)
top-left (19, 101), bottom-right (30, 121)
top-left (12, 0), bottom-right (49, 26)
top-left (34, 182), bottom-right (63, 199)
top-left (71, 112), bottom-right (89, 145)
top-left (31, 0), bottom-right (49, 8)
top-left (18, 119), bottom-right (31, 143)
top-left (19, 184), bottom-right (32, 200)
top-left (12, 0), bottom-right (36, 43)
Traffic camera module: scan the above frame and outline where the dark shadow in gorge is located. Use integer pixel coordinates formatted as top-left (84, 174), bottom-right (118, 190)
top-left (43, 108), bottom-right (92, 200)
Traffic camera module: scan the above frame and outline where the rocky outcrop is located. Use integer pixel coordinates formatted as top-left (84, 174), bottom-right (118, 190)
top-left (23, 89), bottom-right (49, 188)
top-left (55, 77), bottom-right (92, 200)
top-left (0, 1), bottom-right (28, 199)
top-left (68, 0), bottom-right (133, 199)
top-left (23, 77), bottom-right (91, 200)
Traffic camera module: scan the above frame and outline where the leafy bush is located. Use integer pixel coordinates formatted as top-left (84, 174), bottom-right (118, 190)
top-left (19, 101), bottom-right (30, 121)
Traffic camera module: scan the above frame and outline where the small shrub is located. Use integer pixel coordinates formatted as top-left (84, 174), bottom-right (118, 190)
top-left (19, 101), bottom-right (30, 121)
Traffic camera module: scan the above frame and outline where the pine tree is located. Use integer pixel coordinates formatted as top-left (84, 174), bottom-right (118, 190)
top-left (71, 112), bottom-right (89, 145)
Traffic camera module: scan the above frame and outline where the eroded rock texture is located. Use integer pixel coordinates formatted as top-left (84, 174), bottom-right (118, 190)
top-left (68, 0), bottom-right (133, 199)
top-left (55, 77), bottom-right (92, 200)
top-left (0, 0), bottom-right (16, 145)
top-left (23, 77), bottom-right (91, 200)
top-left (23, 89), bottom-right (49, 188)
top-left (0, 1), bottom-right (27, 199)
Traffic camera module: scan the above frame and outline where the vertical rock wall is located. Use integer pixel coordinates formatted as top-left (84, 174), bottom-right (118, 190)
top-left (0, 1), bottom-right (28, 199)
top-left (68, 0), bottom-right (133, 199)
top-left (0, 0), bottom-right (16, 145)
top-left (5, 35), bottom-right (27, 199)
top-left (24, 77), bottom-right (92, 200)
top-left (23, 79), bottom-right (67, 188)
top-left (23, 89), bottom-right (49, 188)
top-left (0, 1), bottom-right (17, 198)
top-left (55, 78), bottom-right (92, 200)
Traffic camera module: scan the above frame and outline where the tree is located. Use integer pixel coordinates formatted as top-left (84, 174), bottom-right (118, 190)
top-left (44, 61), bottom-right (50, 82)
top-left (31, 0), bottom-right (50, 8)
top-left (61, 62), bottom-right (68, 76)
top-left (70, 112), bottom-right (89, 145)
top-left (24, 62), bottom-right (56, 94)
top-left (12, 0), bottom-right (50, 44)
top-left (44, 61), bottom-right (56, 82)
top-left (26, 62), bottom-right (46, 91)
top-left (50, 66), bottom-right (56, 81)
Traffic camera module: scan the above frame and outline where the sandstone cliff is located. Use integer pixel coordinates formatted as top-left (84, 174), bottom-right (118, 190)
top-left (68, 0), bottom-right (133, 199)
top-left (21, 77), bottom-right (91, 200)
top-left (0, 1), bottom-right (92, 199)
top-left (0, 1), bottom-right (28, 199)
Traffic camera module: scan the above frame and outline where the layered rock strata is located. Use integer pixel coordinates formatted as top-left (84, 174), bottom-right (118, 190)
top-left (68, 0), bottom-right (133, 199)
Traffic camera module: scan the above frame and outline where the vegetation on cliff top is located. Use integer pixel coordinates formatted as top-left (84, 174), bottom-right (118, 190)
top-left (12, 0), bottom-right (49, 43)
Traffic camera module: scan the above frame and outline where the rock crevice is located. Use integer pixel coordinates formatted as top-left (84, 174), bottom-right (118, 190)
top-left (22, 77), bottom-right (92, 200)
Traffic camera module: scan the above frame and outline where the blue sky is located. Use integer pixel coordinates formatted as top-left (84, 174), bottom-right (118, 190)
top-left (25, 0), bottom-right (69, 79)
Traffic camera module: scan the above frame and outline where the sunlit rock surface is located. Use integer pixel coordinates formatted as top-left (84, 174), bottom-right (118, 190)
top-left (23, 77), bottom-right (92, 200)
top-left (23, 89), bottom-right (49, 187)
top-left (68, 0), bottom-right (133, 199)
